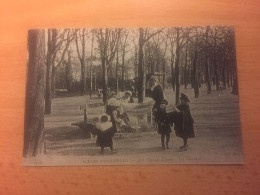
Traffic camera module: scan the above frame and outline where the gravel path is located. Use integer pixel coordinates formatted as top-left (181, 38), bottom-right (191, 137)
top-left (24, 86), bottom-right (243, 166)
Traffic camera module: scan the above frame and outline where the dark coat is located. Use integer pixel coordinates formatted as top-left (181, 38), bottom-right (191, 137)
top-left (148, 85), bottom-right (171, 135)
top-left (149, 84), bottom-right (165, 105)
top-left (95, 122), bottom-right (115, 147)
top-left (172, 104), bottom-right (195, 139)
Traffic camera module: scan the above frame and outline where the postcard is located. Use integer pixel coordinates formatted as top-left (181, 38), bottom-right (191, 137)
top-left (23, 26), bottom-right (243, 166)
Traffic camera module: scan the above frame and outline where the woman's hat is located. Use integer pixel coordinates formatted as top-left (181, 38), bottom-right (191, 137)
top-left (108, 91), bottom-right (116, 98)
top-left (107, 98), bottom-right (120, 107)
top-left (180, 93), bottom-right (190, 102)
top-left (150, 75), bottom-right (160, 83)
top-left (125, 90), bottom-right (132, 96)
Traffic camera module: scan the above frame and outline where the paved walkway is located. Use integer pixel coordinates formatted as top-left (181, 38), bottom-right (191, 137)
top-left (24, 86), bottom-right (243, 166)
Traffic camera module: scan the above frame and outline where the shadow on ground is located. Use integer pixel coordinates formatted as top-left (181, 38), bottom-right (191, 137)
top-left (44, 126), bottom-right (88, 141)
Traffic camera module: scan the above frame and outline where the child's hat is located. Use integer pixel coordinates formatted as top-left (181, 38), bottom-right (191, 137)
top-left (180, 93), bottom-right (190, 102)
top-left (100, 114), bottom-right (110, 122)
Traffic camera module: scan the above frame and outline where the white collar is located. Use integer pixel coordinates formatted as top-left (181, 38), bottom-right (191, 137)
top-left (95, 122), bottom-right (113, 132)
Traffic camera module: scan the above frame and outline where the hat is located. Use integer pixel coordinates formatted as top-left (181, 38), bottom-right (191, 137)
top-left (125, 90), bottom-right (132, 96)
top-left (100, 114), bottom-right (109, 122)
top-left (180, 93), bottom-right (190, 102)
top-left (108, 91), bottom-right (116, 98)
top-left (150, 75), bottom-right (160, 83)
top-left (107, 98), bottom-right (120, 107)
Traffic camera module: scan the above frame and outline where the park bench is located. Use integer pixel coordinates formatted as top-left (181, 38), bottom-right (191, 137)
top-left (97, 88), bottom-right (110, 97)
top-left (71, 103), bottom-right (128, 139)
top-left (55, 89), bottom-right (67, 97)
top-left (71, 104), bottom-right (99, 138)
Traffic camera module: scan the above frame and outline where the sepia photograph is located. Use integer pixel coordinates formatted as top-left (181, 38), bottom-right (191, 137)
top-left (23, 26), bottom-right (243, 166)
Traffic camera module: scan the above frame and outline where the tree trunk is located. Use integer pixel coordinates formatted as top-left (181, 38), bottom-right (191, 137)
top-left (193, 32), bottom-right (199, 97)
top-left (184, 44), bottom-right (188, 89)
top-left (116, 48), bottom-right (119, 93)
top-left (227, 58), bottom-right (230, 88)
top-left (24, 30), bottom-right (45, 157)
top-left (214, 55), bottom-right (219, 91)
top-left (222, 54), bottom-right (227, 89)
top-left (170, 55), bottom-right (175, 91)
top-left (45, 59), bottom-right (52, 114)
top-left (94, 72), bottom-right (97, 94)
top-left (90, 67), bottom-right (92, 98)
top-left (51, 65), bottom-right (56, 98)
top-left (193, 48), bottom-right (199, 98)
top-left (102, 57), bottom-right (108, 103)
top-left (80, 59), bottom-right (86, 95)
top-left (138, 28), bottom-right (145, 103)
top-left (121, 53), bottom-right (125, 91)
top-left (175, 28), bottom-right (180, 105)
top-left (162, 60), bottom-right (166, 89)
top-left (65, 57), bottom-right (72, 93)
top-left (204, 26), bottom-right (211, 94)
top-left (213, 32), bottom-right (220, 91)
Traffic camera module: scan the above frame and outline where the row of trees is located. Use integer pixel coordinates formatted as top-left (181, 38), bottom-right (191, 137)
top-left (24, 26), bottom-right (238, 157)
top-left (44, 26), bottom-right (237, 112)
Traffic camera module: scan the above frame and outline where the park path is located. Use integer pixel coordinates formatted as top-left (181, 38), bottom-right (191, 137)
top-left (25, 86), bottom-right (243, 166)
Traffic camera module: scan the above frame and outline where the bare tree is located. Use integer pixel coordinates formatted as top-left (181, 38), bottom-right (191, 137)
top-left (169, 27), bottom-right (190, 104)
top-left (64, 49), bottom-right (73, 93)
top-left (115, 46), bottom-right (119, 93)
top-left (119, 30), bottom-right (129, 91)
top-left (168, 28), bottom-right (176, 92)
top-left (96, 28), bottom-right (121, 103)
top-left (137, 28), bottom-right (164, 103)
top-left (75, 29), bottom-right (87, 96)
top-left (45, 29), bottom-right (75, 114)
top-left (190, 27), bottom-right (200, 98)
top-left (89, 31), bottom-right (95, 98)
top-left (24, 30), bottom-right (45, 157)
top-left (160, 32), bottom-right (169, 89)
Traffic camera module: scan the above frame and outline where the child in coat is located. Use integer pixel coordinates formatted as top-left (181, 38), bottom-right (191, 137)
top-left (95, 114), bottom-right (116, 154)
top-left (174, 93), bottom-right (195, 151)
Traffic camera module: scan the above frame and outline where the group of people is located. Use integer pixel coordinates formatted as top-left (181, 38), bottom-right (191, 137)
top-left (94, 75), bottom-right (195, 154)
top-left (148, 75), bottom-right (195, 151)
top-left (94, 91), bottom-right (132, 154)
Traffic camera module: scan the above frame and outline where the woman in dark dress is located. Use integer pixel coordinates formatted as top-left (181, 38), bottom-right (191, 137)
top-left (172, 93), bottom-right (195, 151)
top-left (148, 76), bottom-right (171, 150)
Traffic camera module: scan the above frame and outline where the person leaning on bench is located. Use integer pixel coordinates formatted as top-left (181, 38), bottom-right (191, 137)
top-left (105, 92), bottom-right (126, 133)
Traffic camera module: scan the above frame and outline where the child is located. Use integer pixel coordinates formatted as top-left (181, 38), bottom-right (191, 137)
top-left (174, 93), bottom-right (195, 151)
top-left (95, 114), bottom-right (115, 154)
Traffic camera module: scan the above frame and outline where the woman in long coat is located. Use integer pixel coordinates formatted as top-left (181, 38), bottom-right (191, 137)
top-left (148, 76), bottom-right (171, 150)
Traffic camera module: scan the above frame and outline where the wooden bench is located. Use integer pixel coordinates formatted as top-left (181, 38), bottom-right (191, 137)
top-left (115, 132), bottom-right (124, 138)
top-left (97, 88), bottom-right (111, 97)
top-left (71, 121), bottom-right (96, 138)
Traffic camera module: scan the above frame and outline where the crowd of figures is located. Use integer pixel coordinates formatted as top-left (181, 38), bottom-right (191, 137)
top-left (92, 75), bottom-right (195, 154)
